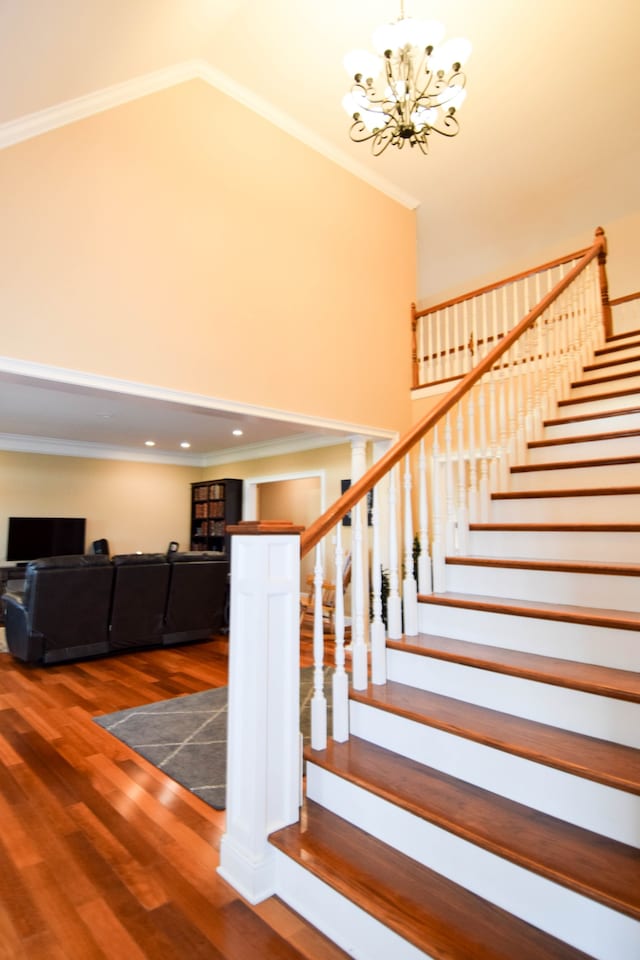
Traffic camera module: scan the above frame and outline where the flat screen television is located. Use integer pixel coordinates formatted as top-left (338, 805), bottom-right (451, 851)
top-left (6, 517), bottom-right (86, 563)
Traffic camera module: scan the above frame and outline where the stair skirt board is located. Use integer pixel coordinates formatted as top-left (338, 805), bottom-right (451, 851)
top-left (466, 528), bottom-right (640, 563)
top-left (304, 763), bottom-right (639, 960)
top-left (417, 602), bottom-right (640, 672)
top-left (347, 700), bottom-right (639, 847)
top-left (442, 564), bottom-right (640, 613)
top-left (272, 850), bottom-right (430, 960)
top-left (385, 648), bottom-right (640, 749)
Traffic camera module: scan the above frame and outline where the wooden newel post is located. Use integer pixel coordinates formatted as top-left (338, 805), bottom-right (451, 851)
top-left (411, 301), bottom-right (419, 388)
top-left (218, 521), bottom-right (304, 904)
top-left (595, 226), bottom-right (613, 339)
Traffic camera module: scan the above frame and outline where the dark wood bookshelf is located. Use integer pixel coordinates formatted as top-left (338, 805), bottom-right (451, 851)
top-left (189, 478), bottom-right (242, 555)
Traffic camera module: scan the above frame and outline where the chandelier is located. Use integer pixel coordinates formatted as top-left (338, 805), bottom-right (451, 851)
top-left (342, 2), bottom-right (471, 156)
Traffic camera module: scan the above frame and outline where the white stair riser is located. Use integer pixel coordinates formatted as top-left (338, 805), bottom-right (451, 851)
top-left (346, 702), bottom-right (640, 849)
top-left (595, 344), bottom-right (640, 363)
top-left (444, 562), bottom-right (640, 613)
top-left (508, 460), bottom-right (639, 491)
top-left (306, 763), bottom-right (639, 960)
top-left (569, 372), bottom-right (640, 397)
top-left (527, 434), bottom-right (640, 464)
top-left (557, 392), bottom-right (640, 419)
top-left (417, 601), bottom-right (640, 671)
top-left (386, 648), bottom-right (640, 748)
top-left (585, 355), bottom-right (640, 375)
top-left (272, 850), bottom-right (429, 960)
top-left (489, 492), bottom-right (640, 523)
top-left (467, 528), bottom-right (640, 563)
top-left (544, 409), bottom-right (640, 439)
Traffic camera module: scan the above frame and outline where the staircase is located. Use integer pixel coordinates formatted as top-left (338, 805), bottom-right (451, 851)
top-left (269, 327), bottom-right (640, 959)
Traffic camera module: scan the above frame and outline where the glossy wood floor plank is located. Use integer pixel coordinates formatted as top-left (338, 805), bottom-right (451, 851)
top-left (0, 637), bottom-right (347, 960)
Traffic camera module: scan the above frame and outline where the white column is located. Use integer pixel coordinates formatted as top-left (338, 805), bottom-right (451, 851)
top-left (218, 521), bottom-right (302, 905)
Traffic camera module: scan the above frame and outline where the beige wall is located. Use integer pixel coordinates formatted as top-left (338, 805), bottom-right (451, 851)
top-left (0, 79), bottom-right (416, 437)
top-left (0, 451), bottom-right (200, 562)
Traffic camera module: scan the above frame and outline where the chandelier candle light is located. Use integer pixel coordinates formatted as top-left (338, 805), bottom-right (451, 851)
top-left (342, 1), bottom-right (471, 155)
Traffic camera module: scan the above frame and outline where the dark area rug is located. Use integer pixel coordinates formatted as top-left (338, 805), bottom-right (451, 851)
top-left (94, 665), bottom-right (332, 810)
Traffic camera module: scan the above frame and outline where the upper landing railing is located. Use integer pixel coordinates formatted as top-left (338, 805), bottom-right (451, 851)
top-left (410, 229), bottom-right (613, 390)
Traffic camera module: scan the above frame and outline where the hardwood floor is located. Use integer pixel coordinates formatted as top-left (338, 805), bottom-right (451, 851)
top-left (0, 636), bottom-right (347, 960)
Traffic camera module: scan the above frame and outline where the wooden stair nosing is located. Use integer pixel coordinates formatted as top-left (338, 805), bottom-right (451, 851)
top-left (271, 800), bottom-right (595, 960)
top-left (348, 680), bottom-right (640, 796)
top-left (595, 340), bottom-right (640, 358)
top-left (469, 522), bottom-right (640, 533)
top-left (558, 385), bottom-right (640, 407)
top-left (419, 590), bottom-right (640, 634)
top-left (303, 737), bottom-right (640, 920)
top-left (445, 554), bottom-right (640, 578)
top-left (510, 454), bottom-right (640, 473)
top-left (544, 405), bottom-right (640, 428)
top-left (386, 632), bottom-right (640, 702)
top-left (491, 485), bottom-right (640, 500)
top-left (528, 428), bottom-right (640, 449)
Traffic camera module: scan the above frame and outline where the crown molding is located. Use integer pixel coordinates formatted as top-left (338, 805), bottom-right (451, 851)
top-left (0, 59), bottom-right (420, 211)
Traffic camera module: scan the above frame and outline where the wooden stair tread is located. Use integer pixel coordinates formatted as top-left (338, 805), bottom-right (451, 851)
top-left (386, 632), bottom-right (640, 702)
top-left (419, 589), bottom-right (640, 633)
top-left (270, 800), bottom-right (596, 960)
top-left (470, 522), bottom-right (640, 532)
top-left (491, 485), bottom-right (640, 499)
top-left (529, 428), bottom-right (640, 449)
top-left (349, 680), bottom-right (640, 795)
top-left (511, 454), bottom-right (640, 472)
top-left (545, 405), bottom-right (640, 428)
top-left (303, 737), bottom-right (640, 920)
top-left (558, 385), bottom-right (640, 406)
top-left (445, 554), bottom-right (640, 577)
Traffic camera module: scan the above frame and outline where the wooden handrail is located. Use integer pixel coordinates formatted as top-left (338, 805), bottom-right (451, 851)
top-left (300, 229), bottom-right (606, 558)
top-left (610, 291), bottom-right (640, 307)
top-left (413, 245), bottom-right (592, 320)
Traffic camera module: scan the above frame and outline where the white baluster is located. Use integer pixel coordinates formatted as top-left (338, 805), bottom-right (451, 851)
top-left (311, 544), bottom-right (327, 750)
top-left (332, 526), bottom-right (349, 741)
top-left (351, 501), bottom-right (368, 690)
top-left (402, 455), bottom-right (418, 636)
top-left (468, 390), bottom-right (478, 524)
top-left (478, 379), bottom-right (490, 522)
top-left (456, 406), bottom-right (468, 555)
top-left (417, 439), bottom-right (432, 594)
top-left (435, 309), bottom-right (443, 381)
top-left (370, 484), bottom-right (387, 685)
top-left (387, 467), bottom-right (403, 639)
top-left (444, 414), bottom-right (456, 555)
top-left (431, 428), bottom-right (445, 592)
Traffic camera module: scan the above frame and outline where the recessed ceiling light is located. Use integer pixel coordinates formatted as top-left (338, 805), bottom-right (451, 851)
top-left (180, 441), bottom-right (191, 449)
top-left (232, 429), bottom-right (243, 437)
top-left (144, 440), bottom-right (156, 447)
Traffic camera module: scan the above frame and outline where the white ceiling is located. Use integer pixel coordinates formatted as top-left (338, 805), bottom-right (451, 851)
top-left (1, 0), bottom-right (639, 462)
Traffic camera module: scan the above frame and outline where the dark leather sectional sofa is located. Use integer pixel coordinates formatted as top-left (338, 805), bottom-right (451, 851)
top-left (3, 551), bottom-right (229, 665)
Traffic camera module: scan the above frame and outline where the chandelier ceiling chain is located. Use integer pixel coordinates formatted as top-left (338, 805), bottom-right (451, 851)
top-left (342, 2), bottom-right (471, 156)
